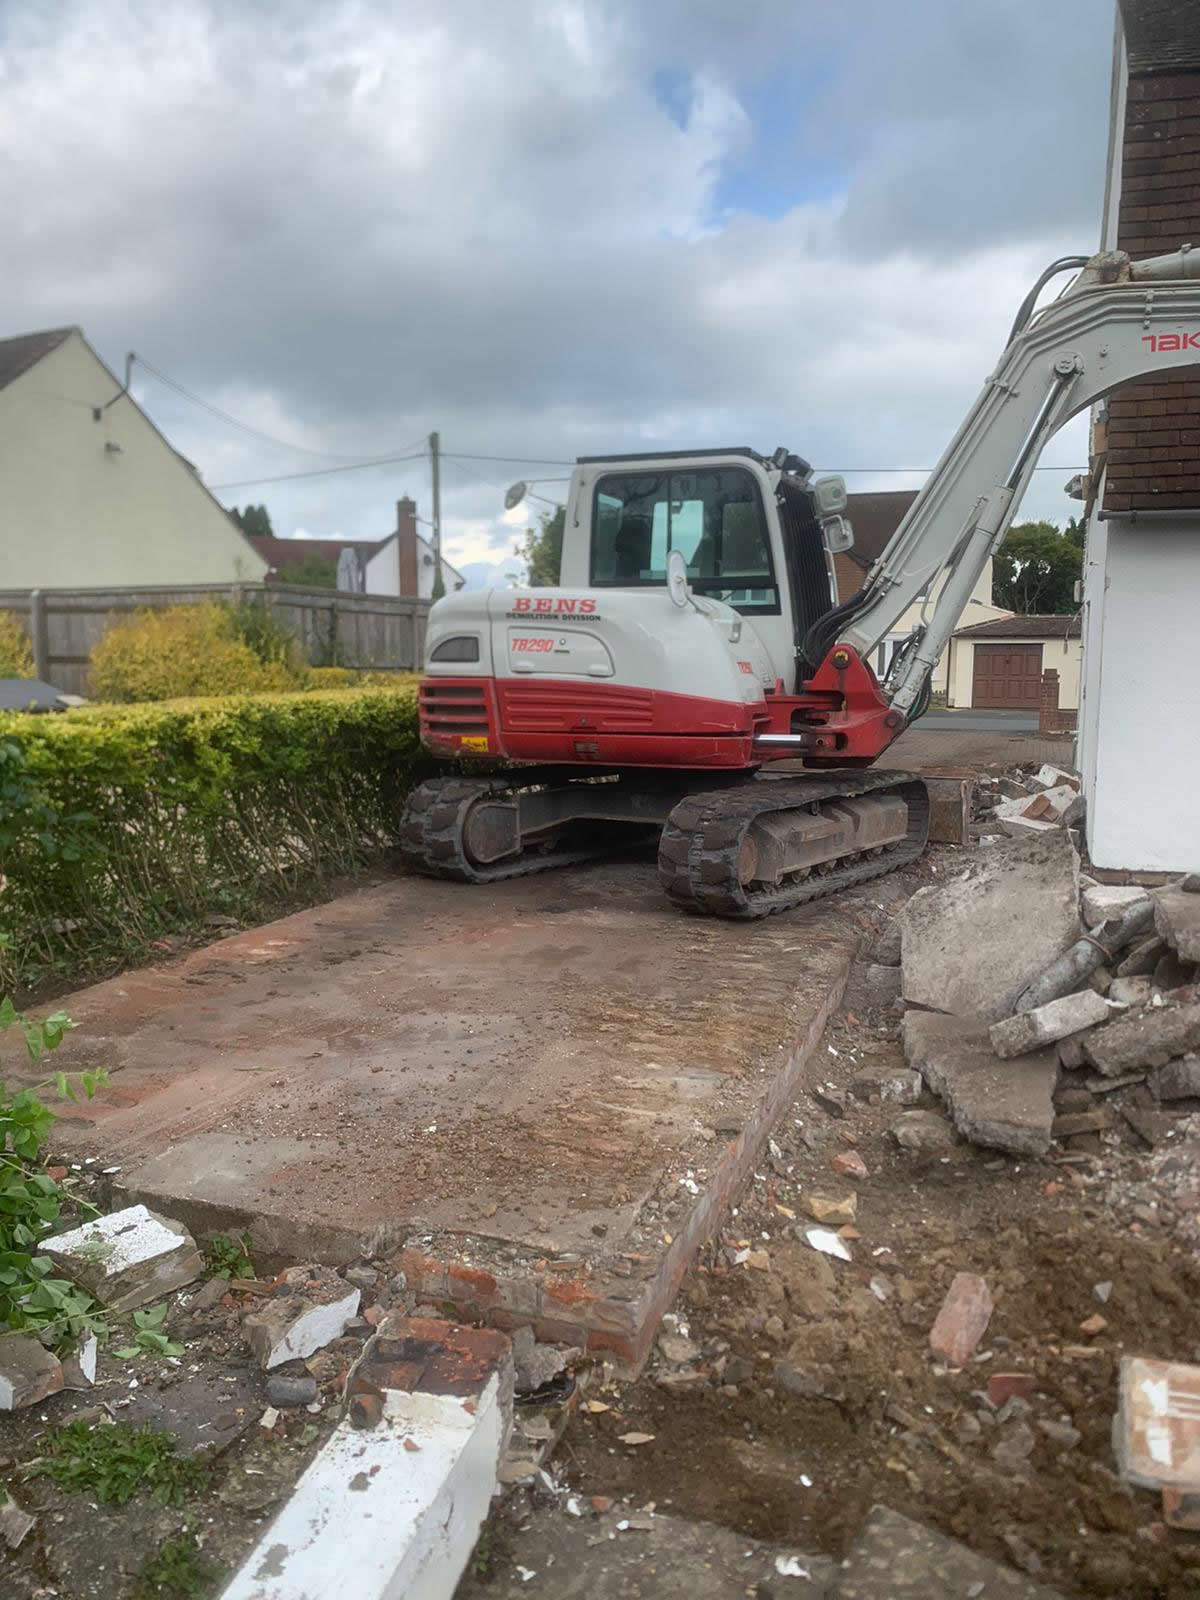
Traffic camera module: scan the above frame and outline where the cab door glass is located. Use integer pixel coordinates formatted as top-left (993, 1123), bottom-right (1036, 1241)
top-left (590, 466), bottom-right (779, 614)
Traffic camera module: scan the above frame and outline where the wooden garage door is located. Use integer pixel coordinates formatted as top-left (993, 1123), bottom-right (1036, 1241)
top-left (971, 643), bottom-right (1042, 708)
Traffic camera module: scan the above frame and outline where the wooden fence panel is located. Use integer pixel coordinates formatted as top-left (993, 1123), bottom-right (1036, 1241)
top-left (0, 584), bottom-right (431, 695)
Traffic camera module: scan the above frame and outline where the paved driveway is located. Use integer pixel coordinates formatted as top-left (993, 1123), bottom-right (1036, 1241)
top-left (887, 717), bottom-right (1073, 772)
top-left (918, 709), bottom-right (1039, 733)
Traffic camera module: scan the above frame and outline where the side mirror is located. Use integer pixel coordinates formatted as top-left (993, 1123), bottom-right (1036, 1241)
top-left (821, 514), bottom-right (855, 554)
top-left (813, 475), bottom-right (848, 515)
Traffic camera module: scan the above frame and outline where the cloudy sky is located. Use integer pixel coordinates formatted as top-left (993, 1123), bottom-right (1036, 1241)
top-left (3, 1), bottom-right (1114, 586)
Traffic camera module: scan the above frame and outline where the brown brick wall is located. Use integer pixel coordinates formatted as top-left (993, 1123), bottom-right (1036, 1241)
top-left (1104, 70), bottom-right (1200, 512)
top-left (833, 551), bottom-right (864, 602)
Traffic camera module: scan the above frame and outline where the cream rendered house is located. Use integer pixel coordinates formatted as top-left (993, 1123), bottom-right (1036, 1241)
top-left (0, 327), bottom-right (266, 587)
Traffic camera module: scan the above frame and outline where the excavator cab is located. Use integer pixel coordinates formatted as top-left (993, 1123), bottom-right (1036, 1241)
top-left (563, 448), bottom-right (849, 692)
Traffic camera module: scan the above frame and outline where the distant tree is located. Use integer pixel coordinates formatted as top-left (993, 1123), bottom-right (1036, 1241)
top-left (286, 550), bottom-right (338, 589)
top-left (516, 505), bottom-right (565, 587)
top-left (992, 520), bottom-right (1083, 614)
top-left (229, 504), bottom-right (275, 539)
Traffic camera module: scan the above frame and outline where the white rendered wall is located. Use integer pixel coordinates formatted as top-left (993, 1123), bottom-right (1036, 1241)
top-left (1084, 515), bottom-right (1200, 872)
top-left (0, 334), bottom-right (266, 586)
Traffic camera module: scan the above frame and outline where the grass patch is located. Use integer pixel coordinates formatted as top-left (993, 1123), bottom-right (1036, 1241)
top-left (26, 1421), bottom-right (207, 1506)
top-left (203, 1230), bottom-right (255, 1280)
top-left (134, 1532), bottom-right (220, 1599)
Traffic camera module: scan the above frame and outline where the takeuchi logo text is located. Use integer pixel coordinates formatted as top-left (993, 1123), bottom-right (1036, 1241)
top-left (1143, 332), bottom-right (1200, 352)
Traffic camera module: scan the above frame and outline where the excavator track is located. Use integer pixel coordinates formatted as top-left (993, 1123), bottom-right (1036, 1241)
top-left (657, 770), bottom-right (930, 919)
top-left (402, 770), bottom-right (929, 915)
top-left (399, 776), bottom-right (616, 884)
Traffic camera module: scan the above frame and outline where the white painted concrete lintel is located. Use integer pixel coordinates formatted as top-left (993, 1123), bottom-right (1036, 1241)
top-left (221, 1376), bottom-right (504, 1600)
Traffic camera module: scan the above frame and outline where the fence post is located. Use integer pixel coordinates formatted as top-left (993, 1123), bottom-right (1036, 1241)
top-left (29, 589), bottom-right (49, 682)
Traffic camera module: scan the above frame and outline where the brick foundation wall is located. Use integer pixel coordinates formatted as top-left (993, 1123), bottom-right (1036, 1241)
top-left (1104, 68), bottom-right (1200, 512)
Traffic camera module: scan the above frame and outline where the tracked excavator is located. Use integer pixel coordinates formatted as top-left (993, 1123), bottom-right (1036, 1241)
top-left (401, 246), bottom-right (1200, 916)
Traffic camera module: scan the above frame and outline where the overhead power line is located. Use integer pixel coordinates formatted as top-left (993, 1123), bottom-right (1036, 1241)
top-left (134, 356), bottom-right (414, 463)
top-left (210, 451), bottom-right (428, 491)
top-left (129, 355), bottom-right (1089, 485)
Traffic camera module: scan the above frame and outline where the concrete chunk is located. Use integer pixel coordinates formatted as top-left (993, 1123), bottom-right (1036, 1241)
top-left (872, 920), bottom-right (902, 966)
top-left (859, 962), bottom-right (903, 1007)
top-left (834, 1504), bottom-right (1063, 1598)
top-left (1082, 1001), bottom-right (1200, 1077)
top-left (1116, 935), bottom-right (1168, 978)
top-left (62, 1333), bottom-right (98, 1390)
top-left (889, 1108), bottom-right (957, 1154)
top-left (244, 1264), bottom-right (360, 1369)
top-left (1109, 976), bottom-right (1155, 1006)
top-left (904, 1009), bottom-right (1057, 1156)
top-left (929, 1273), bottom-right (993, 1367)
top-left (922, 775), bottom-right (973, 845)
top-left (0, 1332), bottom-right (64, 1410)
top-left (40, 1204), bottom-right (203, 1313)
top-left (1154, 1056), bottom-right (1200, 1101)
top-left (994, 794), bottom-right (1058, 837)
top-left (989, 989), bottom-right (1110, 1059)
top-left (900, 831), bottom-right (1079, 1023)
top-left (0, 1497), bottom-right (36, 1550)
top-left (1082, 883), bottom-right (1152, 927)
top-left (1058, 1034), bottom-right (1088, 1069)
top-left (1155, 886), bottom-right (1200, 964)
top-left (1034, 764), bottom-right (1079, 792)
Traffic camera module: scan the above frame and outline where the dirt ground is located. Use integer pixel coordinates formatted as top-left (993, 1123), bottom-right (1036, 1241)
top-left (1, 1256), bottom-right (350, 1599)
top-left (469, 867), bottom-right (1200, 1600)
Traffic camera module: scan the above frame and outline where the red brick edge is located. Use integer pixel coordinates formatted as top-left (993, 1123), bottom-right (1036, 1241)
top-left (397, 947), bottom-right (856, 1373)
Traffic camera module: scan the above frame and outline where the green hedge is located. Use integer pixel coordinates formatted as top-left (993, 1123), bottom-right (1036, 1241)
top-left (0, 685), bottom-right (437, 994)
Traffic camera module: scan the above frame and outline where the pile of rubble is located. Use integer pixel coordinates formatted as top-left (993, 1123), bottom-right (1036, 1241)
top-left (973, 762), bottom-right (1085, 842)
top-left (880, 814), bottom-right (1199, 1159)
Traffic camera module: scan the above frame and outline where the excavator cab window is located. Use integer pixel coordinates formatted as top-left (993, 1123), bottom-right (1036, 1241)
top-left (590, 467), bottom-right (779, 615)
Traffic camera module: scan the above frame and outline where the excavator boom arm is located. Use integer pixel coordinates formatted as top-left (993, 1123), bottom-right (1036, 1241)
top-left (835, 247), bottom-right (1200, 715)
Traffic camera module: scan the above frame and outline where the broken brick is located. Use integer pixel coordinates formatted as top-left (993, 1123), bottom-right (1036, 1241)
top-left (243, 1264), bottom-right (360, 1370)
top-left (987, 1371), bottom-right (1035, 1408)
top-left (929, 1273), bottom-right (993, 1367)
top-left (831, 1150), bottom-right (868, 1181)
top-left (1116, 1355), bottom-right (1200, 1490)
top-left (0, 1333), bottom-right (64, 1411)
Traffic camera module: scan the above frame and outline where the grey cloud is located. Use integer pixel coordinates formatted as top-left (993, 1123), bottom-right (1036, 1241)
top-left (0, 0), bottom-right (1111, 557)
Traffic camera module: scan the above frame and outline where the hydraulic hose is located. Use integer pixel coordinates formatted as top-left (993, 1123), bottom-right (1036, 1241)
top-left (1005, 256), bottom-right (1091, 348)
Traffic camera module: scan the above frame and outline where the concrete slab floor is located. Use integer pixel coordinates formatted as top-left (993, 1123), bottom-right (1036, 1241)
top-left (453, 1501), bottom-right (838, 1598)
top-left (30, 861), bottom-right (868, 1366)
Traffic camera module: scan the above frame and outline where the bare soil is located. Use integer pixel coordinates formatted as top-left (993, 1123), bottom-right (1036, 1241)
top-left (544, 917), bottom-right (1200, 1599)
top-left (2, 1273), bottom-right (348, 1599)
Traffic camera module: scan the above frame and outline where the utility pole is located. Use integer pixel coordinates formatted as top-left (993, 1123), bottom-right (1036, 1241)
top-left (429, 430), bottom-right (445, 601)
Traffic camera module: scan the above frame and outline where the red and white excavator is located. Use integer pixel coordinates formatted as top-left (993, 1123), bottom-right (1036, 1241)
top-left (401, 247), bottom-right (1200, 916)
